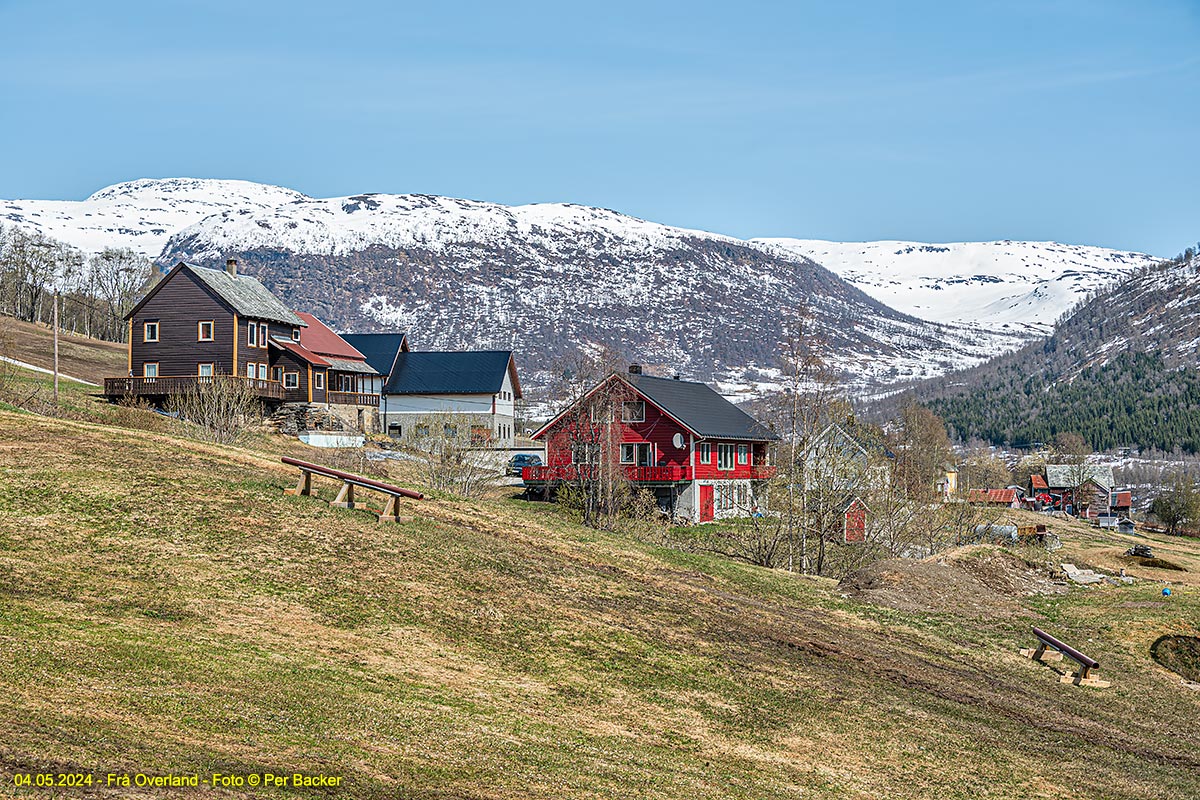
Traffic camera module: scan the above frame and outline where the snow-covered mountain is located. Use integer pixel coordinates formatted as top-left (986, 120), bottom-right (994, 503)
top-left (1, 178), bottom-right (304, 257)
top-left (0, 178), bottom-right (1159, 397)
top-left (159, 190), bottom-right (1023, 395)
top-left (754, 239), bottom-right (1158, 337)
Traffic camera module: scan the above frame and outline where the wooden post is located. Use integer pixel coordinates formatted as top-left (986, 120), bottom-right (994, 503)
top-left (332, 481), bottom-right (356, 509)
top-left (285, 470), bottom-right (313, 496)
top-left (52, 289), bottom-right (59, 406)
top-left (377, 494), bottom-right (410, 523)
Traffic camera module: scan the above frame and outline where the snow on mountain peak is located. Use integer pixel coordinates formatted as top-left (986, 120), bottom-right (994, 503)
top-left (753, 238), bottom-right (1159, 336)
top-left (84, 177), bottom-right (306, 205)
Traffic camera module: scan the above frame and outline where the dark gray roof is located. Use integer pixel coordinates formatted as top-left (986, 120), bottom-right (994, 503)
top-left (341, 333), bottom-right (409, 378)
top-left (182, 263), bottom-right (304, 327)
top-left (627, 374), bottom-right (778, 441)
top-left (324, 356), bottom-right (378, 375)
top-left (1045, 464), bottom-right (1114, 490)
top-left (385, 351), bottom-right (514, 395)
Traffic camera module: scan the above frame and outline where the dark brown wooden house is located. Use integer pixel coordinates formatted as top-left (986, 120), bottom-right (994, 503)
top-left (105, 260), bottom-right (303, 402)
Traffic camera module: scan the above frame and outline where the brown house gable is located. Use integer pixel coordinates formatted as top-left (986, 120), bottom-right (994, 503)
top-left (126, 263), bottom-right (303, 381)
top-left (128, 268), bottom-right (238, 378)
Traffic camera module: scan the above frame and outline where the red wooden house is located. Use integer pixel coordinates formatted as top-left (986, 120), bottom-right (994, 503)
top-left (525, 366), bottom-right (778, 522)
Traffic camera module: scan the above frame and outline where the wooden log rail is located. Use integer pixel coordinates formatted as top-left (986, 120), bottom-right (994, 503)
top-left (282, 456), bottom-right (423, 523)
top-left (1020, 626), bottom-right (1110, 688)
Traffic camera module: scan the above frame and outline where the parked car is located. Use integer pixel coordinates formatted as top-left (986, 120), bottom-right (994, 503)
top-left (507, 453), bottom-right (542, 477)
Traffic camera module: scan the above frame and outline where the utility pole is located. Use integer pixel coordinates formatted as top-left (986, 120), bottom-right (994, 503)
top-left (53, 288), bottom-right (60, 405)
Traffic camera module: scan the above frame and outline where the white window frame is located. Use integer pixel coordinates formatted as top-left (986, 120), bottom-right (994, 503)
top-left (246, 363), bottom-right (255, 379)
top-left (718, 444), bottom-right (736, 471)
top-left (247, 323), bottom-right (257, 348)
top-left (314, 371), bottom-right (325, 390)
top-left (292, 328), bottom-right (301, 342)
top-left (698, 442), bottom-right (711, 464)
top-left (283, 372), bottom-right (299, 389)
top-left (143, 321), bottom-right (159, 342)
top-left (143, 362), bottom-right (159, 378)
top-left (257, 363), bottom-right (267, 380)
top-left (197, 320), bottom-right (214, 342)
top-left (621, 401), bottom-right (646, 423)
top-left (258, 323), bottom-right (268, 347)
top-left (272, 366), bottom-right (283, 383)
top-left (737, 444), bottom-right (749, 465)
top-left (198, 363), bottom-right (214, 378)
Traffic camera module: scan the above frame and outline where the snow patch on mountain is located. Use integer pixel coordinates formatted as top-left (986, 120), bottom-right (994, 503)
top-left (1, 178), bottom-right (306, 257)
top-left (754, 238), bottom-right (1159, 337)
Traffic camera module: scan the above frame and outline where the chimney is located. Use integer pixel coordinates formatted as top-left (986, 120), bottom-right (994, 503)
top-left (226, 258), bottom-right (238, 278)
top-left (628, 364), bottom-right (642, 375)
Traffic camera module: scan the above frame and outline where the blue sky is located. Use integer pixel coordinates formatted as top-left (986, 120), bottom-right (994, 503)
top-left (1, 0), bottom-right (1197, 255)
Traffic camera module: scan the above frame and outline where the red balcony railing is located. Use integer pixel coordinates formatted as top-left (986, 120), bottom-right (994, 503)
top-left (523, 464), bottom-right (691, 483)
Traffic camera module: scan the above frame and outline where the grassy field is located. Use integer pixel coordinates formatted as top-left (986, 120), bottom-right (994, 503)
top-left (0, 316), bottom-right (127, 385)
top-left (0, 365), bottom-right (1198, 798)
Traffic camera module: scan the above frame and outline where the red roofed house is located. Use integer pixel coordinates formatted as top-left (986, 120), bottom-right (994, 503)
top-left (268, 312), bottom-right (381, 431)
top-left (968, 488), bottom-right (1021, 508)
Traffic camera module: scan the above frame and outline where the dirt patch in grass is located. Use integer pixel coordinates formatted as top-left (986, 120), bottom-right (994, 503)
top-left (1151, 635), bottom-right (1200, 682)
top-left (1125, 556), bottom-right (1188, 571)
top-left (840, 546), bottom-right (1066, 617)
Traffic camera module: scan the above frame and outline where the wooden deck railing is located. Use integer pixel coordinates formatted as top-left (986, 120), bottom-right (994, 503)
top-left (326, 390), bottom-right (380, 406)
top-left (104, 375), bottom-right (285, 400)
top-left (523, 464), bottom-right (691, 483)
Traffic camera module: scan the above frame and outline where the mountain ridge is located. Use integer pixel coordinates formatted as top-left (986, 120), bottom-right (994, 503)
top-left (0, 178), bottom-right (1156, 397)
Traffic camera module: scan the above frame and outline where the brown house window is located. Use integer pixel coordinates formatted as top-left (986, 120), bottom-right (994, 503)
top-left (143, 362), bottom-right (159, 378)
top-left (314, 372), bottom-right (325, 390)
top-left (283, 372), bottom-right (299, 389)
top-left (197, 321), bottom-right (214, 341)
top-left (247, 324), bottom-right (258, 348)
top-left (259, 323), bottom-right (268, 347)
top-left (292, 328), bottom-right (301, 342)
top-left (198, 363), bottom-right (214, 378)
top-left (272, 366), bottom-right (283, 383)
top-left (143, 321), bottom-right (159, 342)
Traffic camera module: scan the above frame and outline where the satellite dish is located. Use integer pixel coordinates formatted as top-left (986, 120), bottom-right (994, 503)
top-left (672, 433), bottom-right (685, 449)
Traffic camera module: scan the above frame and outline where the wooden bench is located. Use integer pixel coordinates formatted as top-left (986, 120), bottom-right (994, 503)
top-left (1021, 626), bottom-right (1110, 688)
top-left (282, 456), bottom-right (424, 522)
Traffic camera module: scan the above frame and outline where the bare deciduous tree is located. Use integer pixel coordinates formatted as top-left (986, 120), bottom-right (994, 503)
top-left (166, 376), bottom-right (264, 444)
top-left (403, 413), bottom-right (496, 499)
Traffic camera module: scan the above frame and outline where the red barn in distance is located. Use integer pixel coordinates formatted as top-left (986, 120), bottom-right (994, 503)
top-left (525, 365), bottom-right (778, 523)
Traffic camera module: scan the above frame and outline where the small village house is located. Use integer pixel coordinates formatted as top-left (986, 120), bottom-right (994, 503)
top-left (967, 488), bottom-right (1021, 508)
top-left (374, 350), bottom-right (522, 446)
top-left (525, 366), bottom-right (778, 523)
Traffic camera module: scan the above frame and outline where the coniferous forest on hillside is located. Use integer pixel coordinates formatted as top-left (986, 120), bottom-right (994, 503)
top-left (927, 352), bottom-right (1200, 453)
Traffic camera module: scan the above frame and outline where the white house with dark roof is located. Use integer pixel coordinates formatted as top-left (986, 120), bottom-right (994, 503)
top-left (372, 350), bottom-right (522, 446)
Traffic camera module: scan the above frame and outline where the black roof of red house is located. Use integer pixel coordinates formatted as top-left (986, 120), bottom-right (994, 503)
top-left (626, 374), bottom-right (778, 441)
top-left (535, 372), bottom-right (778, 442)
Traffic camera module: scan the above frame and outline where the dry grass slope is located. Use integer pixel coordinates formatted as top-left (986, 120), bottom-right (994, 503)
top-left (0, 387), bottom-right (1198, 798)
